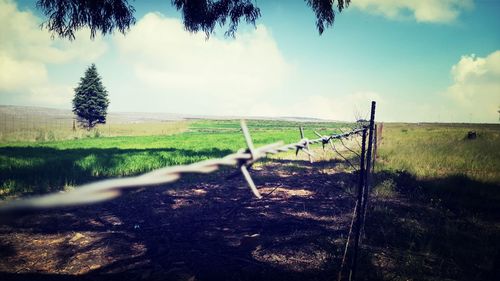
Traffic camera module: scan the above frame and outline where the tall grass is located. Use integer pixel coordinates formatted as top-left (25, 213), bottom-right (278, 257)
top-left (367, 123), bottom-right (500, 280)
top-left (376, 123), bottom-right (500, 183)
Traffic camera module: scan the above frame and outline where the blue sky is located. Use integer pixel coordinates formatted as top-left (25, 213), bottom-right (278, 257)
top-left (1, 0), bottom-right (499, 122)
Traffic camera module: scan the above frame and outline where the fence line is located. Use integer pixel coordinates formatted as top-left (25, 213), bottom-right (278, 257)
top-left (0, 121), bottom-right (364, 213)
top-left (360, 101), bottom-right (376, 241)
top-left (0, 102), bottom-right (378, 281)
top-left (351, 102), bottom-right (377, 280)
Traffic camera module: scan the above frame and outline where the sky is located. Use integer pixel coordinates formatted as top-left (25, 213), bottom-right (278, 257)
top-left (0, 0), bottom-right (499, 123)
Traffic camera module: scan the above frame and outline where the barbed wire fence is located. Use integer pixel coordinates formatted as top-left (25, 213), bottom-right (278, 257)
top-left (0, 101), bottom-right (378, 281)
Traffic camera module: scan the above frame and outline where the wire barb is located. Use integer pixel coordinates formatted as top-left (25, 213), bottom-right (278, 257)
top-left (296, 126), bottom-right (314, 162)
top-left (314, 130), bottom-right (332, 151)
top-left (239, 120), bottom-right (262, 199)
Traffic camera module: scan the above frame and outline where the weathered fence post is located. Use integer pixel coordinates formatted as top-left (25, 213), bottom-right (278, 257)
top-left (349, 128), bottom-right (367, 281)
top-left (360, 101), bottom-right (376, 240)
top-left (372, 124), bottom-right (378, 173)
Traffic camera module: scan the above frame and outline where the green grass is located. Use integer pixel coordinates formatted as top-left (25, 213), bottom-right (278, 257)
top-left (365, 123), bottom-right (500, 280)
top-left (376, 123), bottom-right (500, 183)
top-left (188, 119), bottom-right (351, 132)
top-left (0, 120), bottom-right (348, 197)
top-left (2, 120), bottom-right (499, 200)
top-left (374, 122), bottom-right (500, 220)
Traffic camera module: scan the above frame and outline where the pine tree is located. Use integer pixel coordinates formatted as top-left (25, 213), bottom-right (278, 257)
top-left (72, 64), bottom-right (110, 130)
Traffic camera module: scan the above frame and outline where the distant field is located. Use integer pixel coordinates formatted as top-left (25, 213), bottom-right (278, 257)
top-left (0, 105), bottom-right (341, 142)
top-left (0, 119), bottom-right (353, 197)
top-left (1, 119), bottom-right (499, 197)
top-left (377, 123), bottom-right (500, 183)
top-left (1, 120), bottom-right (499, 197)
top-left (0, 105), bottom-right (193, 142)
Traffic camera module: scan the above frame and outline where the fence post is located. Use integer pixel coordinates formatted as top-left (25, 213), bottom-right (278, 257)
top-left (349, 128), bottom-right (367, 281)
top-left (360, 101), bottom-right (376, 239)
top-left (372, 124), bottom-right (378, 173)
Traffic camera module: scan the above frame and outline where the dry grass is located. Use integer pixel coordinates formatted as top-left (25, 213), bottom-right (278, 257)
top-left (0, 121), bottom-right (190, 142)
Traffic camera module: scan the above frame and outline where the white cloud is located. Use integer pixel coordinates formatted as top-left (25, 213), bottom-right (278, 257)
top-left (445, 50), bottom-right (500, 122)
top-left (113, 12), bottom-right (292, 114)
top-left (352, 0), bottom-right (473, 23)
top-left (28, 84), bottom-right (74, 106)
top-left (0, 54), bottom-right (48, 92)
top-left (0, 0), bottom-right (107, 64)
top-left (112, 15), bottom-right (386, 121)
top-left (0, 0), bottom-right (107, 107)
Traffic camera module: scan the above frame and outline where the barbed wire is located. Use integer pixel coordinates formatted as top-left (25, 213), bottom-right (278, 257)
top-left (338, 200), bottom-right (358, 281)
top-left (0, 121), bottom-right (364, 214)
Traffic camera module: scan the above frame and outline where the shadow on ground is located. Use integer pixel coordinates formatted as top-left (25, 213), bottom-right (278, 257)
top-left (1, 160), bottom-right (499, 281)
top-left (0, 158), bottom-right (359, 281)
top-left (0, 146), bottom-right (234, 197)
top-left (358, 170), bottom-right (500, 281)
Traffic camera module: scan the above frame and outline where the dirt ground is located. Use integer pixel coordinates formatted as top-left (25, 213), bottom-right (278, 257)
top-left (0, 159), bottom-right (360, 281)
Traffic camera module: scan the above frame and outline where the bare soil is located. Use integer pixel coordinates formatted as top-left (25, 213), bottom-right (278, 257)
top-left (0, 159), bottom-right (359, 281)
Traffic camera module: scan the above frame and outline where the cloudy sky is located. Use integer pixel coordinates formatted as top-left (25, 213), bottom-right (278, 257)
top-left (0, 0), bottom-right (499, 122)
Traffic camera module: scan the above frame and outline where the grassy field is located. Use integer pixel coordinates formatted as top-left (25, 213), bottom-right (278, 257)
top-left (377, 123), bottom-right (500, 183)
top-left (373, 123), bottom-right (500, 218)
top-left (0, 119), bottom-right (350, 197)
top-left (0, 120), bottom-right (190, 142)
top-left (1, 120), bottom-right (499, 199)
top-left (364, 123), bottom-right (500, 280)
top-left (1, 120), bottom-right (499, 280)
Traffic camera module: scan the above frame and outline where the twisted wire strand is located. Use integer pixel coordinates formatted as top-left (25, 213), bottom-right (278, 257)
top-left (338, 200), bottom-right (359, 281)
top-left (330, 140), bottom-right (359, 172)
top-left (0, 125), bottom-right (364, 213)
top-left (339, 127), bottom-right (362, 150)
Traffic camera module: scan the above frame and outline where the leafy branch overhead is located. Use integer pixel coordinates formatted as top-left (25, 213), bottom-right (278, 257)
top-left (36, 0), bottom-right (351, 40)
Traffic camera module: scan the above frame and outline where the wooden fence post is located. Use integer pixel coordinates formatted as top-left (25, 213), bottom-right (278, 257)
top-left (372, 124), bottom-right (377, 172)
top-left (360, 101), bottom-right (376, 239)
top-left (349, 128), bottom-right (367, 281)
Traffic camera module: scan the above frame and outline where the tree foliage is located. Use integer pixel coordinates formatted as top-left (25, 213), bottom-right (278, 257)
top-left (36, 0), bottom-right (351, 40)
top-left (37, 0), bottom-right (136, 40)
top-left (72, 64), bottom-right (110, 130)
top-left (305, 0), bottom-right (350, 35)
